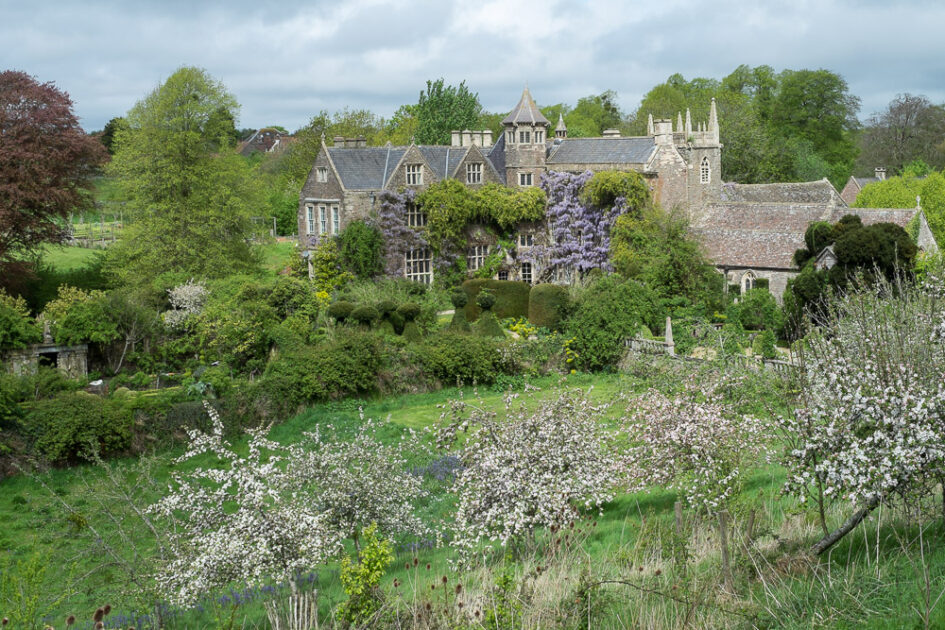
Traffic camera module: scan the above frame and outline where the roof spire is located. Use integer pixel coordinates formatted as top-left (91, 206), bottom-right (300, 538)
top-left (502, 86), bottom-right (550, 127)
top-left (676, 112), bottom-right (683, 133)
top-left (555, 113), bottom-right (568, 139)
top-left (684, 109), bottom-right (692, 137)
top-left (647, 113), bottom-right (654, 136)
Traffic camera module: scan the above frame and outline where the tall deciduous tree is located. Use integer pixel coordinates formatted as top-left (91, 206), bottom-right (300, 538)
top-left (106, 66), bottom-right (262, 282)
top-left (414, 78), bottom-right (481, 145)
top-left (857, 93), bottom-right (945, 174)
top-left (0, 71), bottom-right (107, 287)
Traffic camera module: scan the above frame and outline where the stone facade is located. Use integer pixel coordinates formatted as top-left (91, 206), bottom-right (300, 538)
top-left (5, 343), bottom-right (88, 379)
top-left (297, 88), bottom-right (936, 293)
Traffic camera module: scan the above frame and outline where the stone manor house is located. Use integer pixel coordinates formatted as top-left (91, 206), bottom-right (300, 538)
top-left (298, 88), bottom-right (937, 300)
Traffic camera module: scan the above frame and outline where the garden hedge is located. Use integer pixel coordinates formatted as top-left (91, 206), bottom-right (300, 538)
top-left (527, 284), bottom-right (570, 331)
top-left (461, 279), bottom-right (530, 322)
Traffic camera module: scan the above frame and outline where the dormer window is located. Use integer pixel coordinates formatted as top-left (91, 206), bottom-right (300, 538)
top-left (405, 164), bottom-right (423, 186)
top-left (316, 167), bottom-right (328, 183)
top-left (700, 156), bottom-right (710, 184)
top-left (466, 163), bottom-right (482, 184)
top-left (519, 130), bottom-right (531, 143)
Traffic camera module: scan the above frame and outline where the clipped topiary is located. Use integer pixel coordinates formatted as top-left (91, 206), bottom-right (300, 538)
top-left (476, 290), bottom-right (496, 311)
top-left (351, 305), bottom-right (380, 328)
top-left (449, 288), bottom-right (471, 332)
top-left (527, 283), bottom-right (570, 331)
top-left (450, 288), bottom-right (468, 308)
top-left (398, 302), bottom-right (423, 342)
top-left (376, 300), bottom-right (398, 317)
top-left (462, 279), bottom-right (530, 321)
top-left (474, 290), bottom-right (505, 338)
top-left (327, 300), bottom-right (355, 324)
top-left (752, 329), bottom-right (778, 359)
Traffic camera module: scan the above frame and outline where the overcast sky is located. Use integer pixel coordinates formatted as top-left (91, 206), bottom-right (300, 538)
top-left (3, 0), bottom-right (944, 132)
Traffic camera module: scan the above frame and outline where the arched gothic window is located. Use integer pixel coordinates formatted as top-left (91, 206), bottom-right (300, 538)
top-left (741, 271), bottom-right (756, 293)
top-left (700, 156), bottom-right (711, 184)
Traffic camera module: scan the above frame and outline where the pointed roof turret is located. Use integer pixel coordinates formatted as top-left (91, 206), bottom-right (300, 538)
top-left (555, 113), bottom-right (567, 132)
top-left (503, 87), bottom-right (550, 126)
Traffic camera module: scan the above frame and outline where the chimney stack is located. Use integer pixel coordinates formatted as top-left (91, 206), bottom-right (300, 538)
top-left (332, 135), bottom-right (345, 146)
top-left (461, 129), bottom-right (472, 147)
top-left (356, 135), bottom-right (366, 148)
top-left (483, 129), bottom-right (493, 147)
top-left (875, 167), bottom-right (887, 180)
top-left (602, 128), bottom-right (621, 138)
top-left (653, 120), bottom-right (673, 145)
top-left (451, 130), bottom-right (461, 147)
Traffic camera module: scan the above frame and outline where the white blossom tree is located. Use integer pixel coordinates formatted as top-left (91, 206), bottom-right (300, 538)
top-left (162, 279), bottom-right (208, 330)
top-left (621, 373), bottom-right (770, 515)
top-left (437, 387), bottom-right (617, 564)
top-left (781, 273), bottom-right (945, 554)
top-left (150, 402), bottom-right (341, 606)
top-left (291, 415), bottom-right (431, 549)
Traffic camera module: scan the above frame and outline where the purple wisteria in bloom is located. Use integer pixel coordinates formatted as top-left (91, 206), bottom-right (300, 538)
top-left (539, 170), bottom-right (628, 281)
top-left (374, 189), bottom-right (428, 277)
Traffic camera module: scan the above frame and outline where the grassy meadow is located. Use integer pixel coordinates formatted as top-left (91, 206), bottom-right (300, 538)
top-left (4, 365), bottom-right (945, 629)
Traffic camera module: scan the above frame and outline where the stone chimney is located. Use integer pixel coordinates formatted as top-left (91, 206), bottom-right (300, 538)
top-left (653, 119), bottom-right (673, 145)
top-left (332, 135), bottom-right (345, 146)
top-left (602, 128), bottom-right (621, 138)
top-left (451, 130), bottom-right (461, 147)
top-left (875, 167), bottom-right (887, 180)
top-left (461, 130), bottom-right (472, 147)
top-left (471, 131), bottom-right (483, 147)
top-left (355, 135), bottom-right (366, 148)
top-left (482, 129), bottom-right (493, 147)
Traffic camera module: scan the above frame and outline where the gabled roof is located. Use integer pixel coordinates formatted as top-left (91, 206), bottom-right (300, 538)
top-left (327, 146), bottom-right (407, 190)
top-left (546, 137), bottom-right (656, 165)
top-left (326, 143), bottom-right (508, 189)
top-left (502, 87), bottom-right (551, 126)
top-left (486, 133), bottom-right (507, 182)
top-left (719, 179), bottom-right (844, 205)
top-left (692, 204), bottom-right (918, 270)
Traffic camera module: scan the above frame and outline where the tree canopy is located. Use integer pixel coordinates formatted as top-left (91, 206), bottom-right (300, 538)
top-left (106, 66), bottom-right (261, 282)
top-left (414, 78), bottom-right (481, 145)
top-left (857, 94), bottom-right (945, 175)
top-left (0, 70), bottom-right (107, 288)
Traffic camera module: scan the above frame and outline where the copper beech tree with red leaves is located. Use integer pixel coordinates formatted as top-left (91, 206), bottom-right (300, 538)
top-left (0, 71), bottom-right (106, 287)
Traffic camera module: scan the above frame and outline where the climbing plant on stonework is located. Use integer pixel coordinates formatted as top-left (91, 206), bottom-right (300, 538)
top-left (539, 170), bottom-right (650, 283)
top-left (374, 189), bottom-right (428, 276)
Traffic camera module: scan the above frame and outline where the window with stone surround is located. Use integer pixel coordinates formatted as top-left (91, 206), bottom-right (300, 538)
top-left (517, 233), bottom-right (534, 247)
top-left (520, 262), bottom-right (533, 284)
top-left (700, 156), bottom-right (710, 184)
top-left (406, 202), bottom-right (427, 228)
top-left (316, 167), bottom-right (328, 183)
top-left (405, 163), bottom-right (423, 185)
top-left (536, 130), bottom-right (543, 143)
top-left (498, 270), bottom-right (509, 281)
top-left (519, 130), bottom-right (531, 143)
top-left (331, 204), bottom-right (340, 235)
top-left (306, 205), bottom-right (315, 234)
top-left (466, 162), bottom-right (482, 184)
top-left (741, 270), bottom-right (756, 293)
top-left (319, 204), bottom-right (328, 235)
top-left (519, 172), bottom-right (533, 187)
top-left (466, 244), bottom-right (488, 271)
top-left (405, 248), bottom-right (433, 284)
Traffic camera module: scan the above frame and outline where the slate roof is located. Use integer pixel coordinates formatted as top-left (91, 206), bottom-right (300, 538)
top-left (502, 88), bottom-right (551, 126)
top-left (719, 180), bottom-right (844, 205)
top-left (328, 146), bottom-right (406, 190)
top-left (693, 204), bottom-right (917, 270)
top-left (328, 144), bottom-right (507, 189)
top-left (854, 176), bottom-right (879, 189)
top-left (486, 133), bottom-right (507, 183)
top-left (546, 137), bottom-right (656, 165)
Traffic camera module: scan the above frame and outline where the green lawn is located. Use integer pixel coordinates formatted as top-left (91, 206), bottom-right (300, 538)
top-left (3, 369), bottom-right (945, 629)
top-left (38, 244), bottom-right (103, 271)
top-left (257, 240), bottom-right (296, 274)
